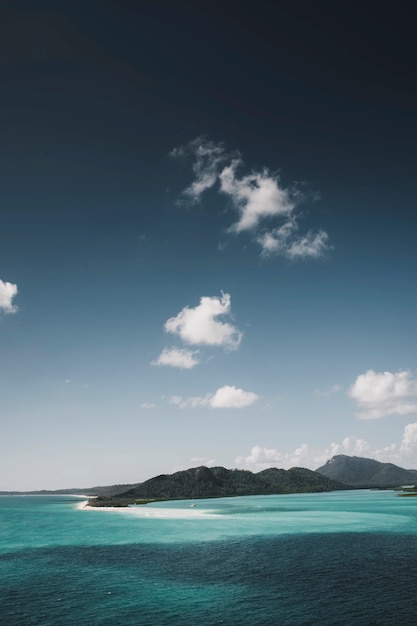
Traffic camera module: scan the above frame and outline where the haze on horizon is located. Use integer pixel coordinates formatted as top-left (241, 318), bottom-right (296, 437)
top-left (1, 1), bottom-right (416, 490)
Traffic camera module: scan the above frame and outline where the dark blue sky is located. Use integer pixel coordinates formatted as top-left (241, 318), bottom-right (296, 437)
top-left (1, 0), bottom-right (417, 489)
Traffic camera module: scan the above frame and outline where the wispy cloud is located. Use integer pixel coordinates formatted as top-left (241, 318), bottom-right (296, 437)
top-left (164, 292), bottom-right (242, 350)
top-left (170, 395), bottom-right (203, 409)
top-left (62, 378), bottom-right (90, 389)
top-left (140, 402), bottom-right (155, 409)
top-left (190, 456), bottom-right (217, 467)
top-left (349, 369), bottom-right (417, 419)
top-left (170, 385), bottom-right (259, 409)
top-left (0, 279), bottom-right (18, 314)
top-left (314, 384), bottom-right (343, 398)
top-left (258, 222), bottom-right (329, 260)
top-left (171, 137), bottom-right (230, 202)
top-left (152, 347), bottom-right (200, 369)
top-left (172, 137), bottom-right (330, 260)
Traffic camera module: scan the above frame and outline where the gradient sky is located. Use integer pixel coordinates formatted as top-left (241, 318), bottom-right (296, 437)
top-left (1, 1), bottom-right (417, 490)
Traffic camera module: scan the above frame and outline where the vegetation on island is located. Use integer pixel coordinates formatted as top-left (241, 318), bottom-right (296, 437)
top-left (86, 465), bottom-right (348, 507)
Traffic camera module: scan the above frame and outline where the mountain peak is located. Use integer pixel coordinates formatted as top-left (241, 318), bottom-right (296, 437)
top-left (317, 455), bottom-right (417, 487)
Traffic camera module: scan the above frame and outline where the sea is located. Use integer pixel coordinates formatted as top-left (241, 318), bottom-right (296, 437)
top-left (1, 490), bottom-right (417, 625)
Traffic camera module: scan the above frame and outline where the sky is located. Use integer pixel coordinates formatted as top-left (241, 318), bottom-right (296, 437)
top-left (1, 0), bottom-right (417, 490)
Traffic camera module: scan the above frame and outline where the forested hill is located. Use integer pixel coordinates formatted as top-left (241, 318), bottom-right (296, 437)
top-left (90, 465), bottom-right (347, 506)
top-left (316, 455), bottom-right (417, 488)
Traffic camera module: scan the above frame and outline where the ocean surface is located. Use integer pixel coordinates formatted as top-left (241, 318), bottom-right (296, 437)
top-left (1, 490), bottom-right (417, 625)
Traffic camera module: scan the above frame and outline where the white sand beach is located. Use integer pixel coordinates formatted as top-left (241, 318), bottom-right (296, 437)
top-left (77, 500), bottom-right (218, 519)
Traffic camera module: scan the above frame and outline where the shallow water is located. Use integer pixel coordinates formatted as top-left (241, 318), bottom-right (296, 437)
top-left (1, 491), bottom-right (417, 625)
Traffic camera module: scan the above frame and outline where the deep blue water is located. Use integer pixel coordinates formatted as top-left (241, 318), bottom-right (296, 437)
top-left (1, 491), bottom-right (417, 625)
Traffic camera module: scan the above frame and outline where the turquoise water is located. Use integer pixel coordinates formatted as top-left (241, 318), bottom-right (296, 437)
top-left (1, 491), bottom-right (417, 624)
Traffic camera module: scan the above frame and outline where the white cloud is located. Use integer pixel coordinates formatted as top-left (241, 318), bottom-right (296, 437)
top-left (325, 436), bottom-right (372, 460)
top-left (236, 426), bottom-right (417, 472)
top-left (257, 221), bottom-right (329, 260)
top-left (170, 137), bottom-right (230, 203)
top-left (164, 292), bottom-right (242, 350)
top-left (152, 347), bottom-right (200, 369)
top-left (236, 437), bottom-right (372, 472)
top-left (0, 279), bottom-right (18, 314)
top-left (172, 137), bottom-right (330, 260)
top-left (209, 385), bottom-right (259, 408)
top-left (401, 423), bottom-right (417, 450)
top-left (140, 402), bottom-right (155, 409)
top-left (287, 230), bottom-right (329, 260)
top-left (349, 369), bottom-right (417, 419)
top-left (219, 161), bottom-right (294, 232)
top-left (169, 385), bottom-right (259, 409)
top-left (374, 423), bottom-right (417, 465)
top-left (256, 220), bottom-right (296, 255)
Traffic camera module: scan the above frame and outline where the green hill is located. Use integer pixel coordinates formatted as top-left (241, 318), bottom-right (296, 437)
top-left (316, 454), bottom-right (417, 488)
top-left (89, 465), bottom-right (347, 506)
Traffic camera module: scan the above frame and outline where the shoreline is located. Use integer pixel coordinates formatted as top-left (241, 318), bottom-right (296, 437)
top-left (77, 499), bottom-right (218, 518)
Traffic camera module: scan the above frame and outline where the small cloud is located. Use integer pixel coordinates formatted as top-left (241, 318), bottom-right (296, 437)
top-left (64, 379), bottom-right (72, 385)
top-left (164, 292), bottom-right (242, 350)
top-left (349, 369), bottom-right (417, 419)
top-left (0, 279), bottom-right (18, 314)
top-left (286, 230), bottom-right (329, 260)
top-left (258, 223), bottom-right (330, 260)
top-left (140, 402), bottom-right (155, 409)
top-left (169, 385), bottom-right (258, 409)
top-left (152, 347), bottom-right (200, 369)
top-left (169, 394), bottom-right (209, 409)
top-left (209, 385), bottom-right (259, 408)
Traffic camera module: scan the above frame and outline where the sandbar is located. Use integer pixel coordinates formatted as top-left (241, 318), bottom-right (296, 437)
top-left (77, 500), bottom-right (218, 519)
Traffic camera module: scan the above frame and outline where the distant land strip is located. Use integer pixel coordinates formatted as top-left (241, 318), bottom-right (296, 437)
top-left (2, 456), bottom-right (417, 507)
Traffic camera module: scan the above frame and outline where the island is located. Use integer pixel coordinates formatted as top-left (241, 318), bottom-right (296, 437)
top-left (86, 465), bottom-right (348, 507)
